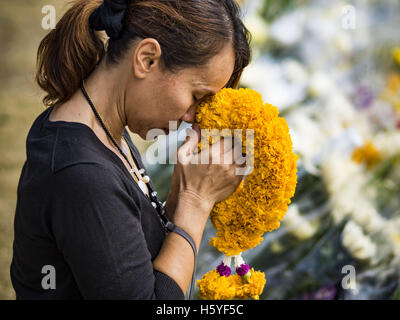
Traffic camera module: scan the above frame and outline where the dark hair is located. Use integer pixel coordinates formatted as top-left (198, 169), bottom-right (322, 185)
top-left (36, 0), bottom-right (252, 107)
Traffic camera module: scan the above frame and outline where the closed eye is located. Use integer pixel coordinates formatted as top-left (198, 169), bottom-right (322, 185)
top-left (193, 92), bottom-right (213, 104)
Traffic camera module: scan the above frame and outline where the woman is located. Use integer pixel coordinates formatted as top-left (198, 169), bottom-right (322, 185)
top-left (10, 0), bottom-right (251, 299)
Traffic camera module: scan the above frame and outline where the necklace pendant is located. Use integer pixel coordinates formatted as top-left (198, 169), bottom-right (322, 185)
top-left (142, 175), bottom-right (150, 183)
top-left (138, 179), bottom-right (148, 195)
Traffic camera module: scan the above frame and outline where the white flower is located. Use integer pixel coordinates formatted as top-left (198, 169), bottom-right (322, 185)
top-left (233, 254), bottom-right (245, 269)
top-left (223, 255), bottom-right (232, 268)
top-left (308, 73), bottom-right (336, 98)
top-left (241, 57), bottom-right (307, 110)
top-left (283, 204), bottom-right (317, 240)
top-left (342, 221), bottom-right (377, 261)
top-left (371, 131), bottom-right (400, 158)
top-left (243, 12), bottom-right (269, 47)
top-left (269, 11), bottom-right (306, 46)
top-left (320, 150), bottom-right (386, 231)
top-left (283, 59), bottom-right (309, 86)
top-left (386, 218), bottom-right (400, 257)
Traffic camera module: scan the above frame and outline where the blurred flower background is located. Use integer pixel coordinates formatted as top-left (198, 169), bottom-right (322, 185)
top-left (0, 0), bottom-right (399, 299)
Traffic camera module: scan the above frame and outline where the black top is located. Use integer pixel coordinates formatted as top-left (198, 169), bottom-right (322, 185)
top-left (10, 106), bottom-right (185, 300)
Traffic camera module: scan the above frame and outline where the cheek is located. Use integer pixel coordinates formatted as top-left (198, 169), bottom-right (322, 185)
top-left (162, 76), bottom-right (193, 115)
top-left (159, 89), bottom-right (192, 120)
top-left (171, 95), bottom-right (192, 117)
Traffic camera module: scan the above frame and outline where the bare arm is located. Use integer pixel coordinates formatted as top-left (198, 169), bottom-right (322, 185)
top-left (153, 127), bottom-right (244, 295)
top-left (152, 192), bottom-right (212, 294)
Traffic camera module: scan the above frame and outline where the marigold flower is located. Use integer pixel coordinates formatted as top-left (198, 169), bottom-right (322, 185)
top-left (195, 88), bottom-right (298, 255)
top-left (234, 268), bottom-right (266, 300)
top-left (196, 269), bottom-right (237, 300)
top-left (195, 88), bottom-right (298, 300)
top-left (197, 268), bottom-right (266, 300)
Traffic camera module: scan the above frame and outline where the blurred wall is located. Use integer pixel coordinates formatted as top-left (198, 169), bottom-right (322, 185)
top-left (0, 0), bottom-right (66, 299)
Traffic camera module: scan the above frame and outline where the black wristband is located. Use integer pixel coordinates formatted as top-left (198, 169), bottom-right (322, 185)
top-left (165, 221), bottom-right (198, 300)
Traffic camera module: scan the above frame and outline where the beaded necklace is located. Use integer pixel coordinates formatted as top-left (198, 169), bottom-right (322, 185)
top-left (80, 83), bottom-right (170, 233)
top-left (80, 82), bottom-right (197, 300)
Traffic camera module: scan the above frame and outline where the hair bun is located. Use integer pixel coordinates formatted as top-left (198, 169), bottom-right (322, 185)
top-left (89, 0), bottom-right (130, 39)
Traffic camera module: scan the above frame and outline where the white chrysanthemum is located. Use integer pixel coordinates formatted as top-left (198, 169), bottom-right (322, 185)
top-left (283, 204), bottom-right (317, 240)
top-left (342, 221), bottom-right (377, 261)
top-left (321, 151), bottom-right (386, 233)
top-left (243, 12), bottom-right (269, 47)
top-left (386, 218), bottom-right (400, 257)
top-left (371, 132), bottom-right (400, 158)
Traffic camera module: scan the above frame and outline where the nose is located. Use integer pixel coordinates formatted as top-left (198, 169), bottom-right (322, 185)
top-left (180, 104), bottom-right (197, 124)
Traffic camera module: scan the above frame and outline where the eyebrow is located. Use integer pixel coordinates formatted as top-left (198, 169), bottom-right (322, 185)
top-left (194, 79), bottom-right (227, 100)
top-left (197, 86), bottom-right (217, 96)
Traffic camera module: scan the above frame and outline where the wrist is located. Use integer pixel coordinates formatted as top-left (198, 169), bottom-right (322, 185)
top-left (176, 190), bottom-right (214, 214)
top-left (170, 191), bottom-right (213, 249)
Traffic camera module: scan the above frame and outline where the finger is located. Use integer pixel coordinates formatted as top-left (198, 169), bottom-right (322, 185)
top-left (177, 127), bottom-right (200, 164)
top-left (232, 138), bottom-right (245, 164)
top-left (216, 136), bottom-right (244, 165)
top-left (207, 136), bottom-right (235, 164)
top-left (235, 164), bottom-right (253, 177)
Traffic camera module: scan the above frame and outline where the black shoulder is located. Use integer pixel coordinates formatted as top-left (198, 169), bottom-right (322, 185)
top-left (51, 126), bottom-right (107, 174)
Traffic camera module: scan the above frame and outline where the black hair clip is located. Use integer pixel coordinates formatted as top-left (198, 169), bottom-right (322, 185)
top-left (89, 0), bottom-right (131, 39)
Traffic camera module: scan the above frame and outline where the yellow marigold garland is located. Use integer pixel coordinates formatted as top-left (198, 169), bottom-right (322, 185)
top-left (197, 268), bottom-right (266, 300)
top-left (194, 88), bottom-right (298, 300)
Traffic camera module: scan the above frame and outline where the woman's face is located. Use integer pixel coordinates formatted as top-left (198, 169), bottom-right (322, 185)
top-left (125, 43), bottom-right (236, 140)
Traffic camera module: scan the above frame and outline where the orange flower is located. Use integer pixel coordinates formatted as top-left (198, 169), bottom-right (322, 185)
top-left (195, 88), bottom-right (299, 255)
top-left (195, 88), bottom-right (298, 300)
top-left (351, 140), bottom-right (382, 169)
top-left (196, 268), bottom-right (266, 300)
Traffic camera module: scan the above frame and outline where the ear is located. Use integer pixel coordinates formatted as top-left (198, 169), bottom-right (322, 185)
top-left (132, 38), bottom-right (162, 79)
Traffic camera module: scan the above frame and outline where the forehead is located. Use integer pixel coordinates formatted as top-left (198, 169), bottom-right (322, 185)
top-left (178, 44), bottom-right (236, 92)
